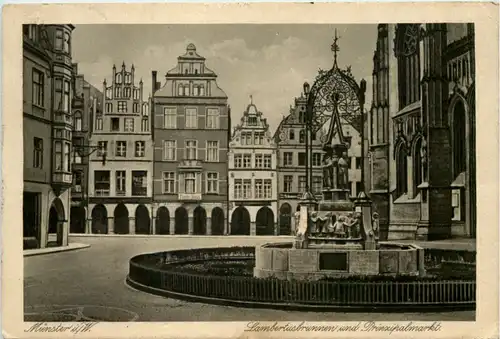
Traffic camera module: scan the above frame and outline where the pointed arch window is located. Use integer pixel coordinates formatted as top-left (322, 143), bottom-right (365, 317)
top-left (115, 73), bottom-right (122, 84)
top-left (395, 143), bottom-right (408, 197)
top-left (452, 100), bottom-right (467, 177)
top-left (396, 24), bottom-right (421, 109)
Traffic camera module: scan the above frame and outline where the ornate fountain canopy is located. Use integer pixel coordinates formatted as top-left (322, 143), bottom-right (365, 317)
top-left (307, 29), bottom-right (365, 149)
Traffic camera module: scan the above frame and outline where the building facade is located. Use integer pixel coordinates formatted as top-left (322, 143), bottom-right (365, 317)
top-left (70, 65), bottom-right (104, 234)
top-left (228, 98), bottom-right (278, 236)
top-left (366, 24), bottom-right (476, 240)
top-left (23, 24), bottom-right (75, 249)
top-left (274, 91), bottom-right (363, 235)
top-left (152, 44), bottom-right (230, 235)
top-left (88, 63), bottom-right (153, 235)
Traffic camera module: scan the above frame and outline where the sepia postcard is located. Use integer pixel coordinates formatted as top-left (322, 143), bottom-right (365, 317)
top-left (2, 2), bottom-right (499, 339)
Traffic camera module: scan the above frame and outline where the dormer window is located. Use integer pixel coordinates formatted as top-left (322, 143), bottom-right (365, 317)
top-left (248, 117), bottom-right (257, 126)
top-left (125, 74), bottom-right (132, 84)
top-left (115, 73), bottom-right (122, 84)
top-left (289, 129), bottom-right (295, 140)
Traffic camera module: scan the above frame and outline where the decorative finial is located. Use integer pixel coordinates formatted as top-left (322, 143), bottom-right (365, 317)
top-left (122, 61), bottom-right (125, 68)
top-left (250, 94), bottom-right (253, 105)
top-left (331, 28), bottom-right (340, 66)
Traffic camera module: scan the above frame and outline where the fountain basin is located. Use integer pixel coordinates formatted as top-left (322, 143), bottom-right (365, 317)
top-left (254, 242), bottom-right (425, 281)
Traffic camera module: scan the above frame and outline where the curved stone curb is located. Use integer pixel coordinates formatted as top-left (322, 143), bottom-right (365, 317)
top-left (126, 276), bottom-right (475, 313)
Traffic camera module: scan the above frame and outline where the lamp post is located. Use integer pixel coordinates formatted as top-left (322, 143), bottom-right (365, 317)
top-left (303, 82), bottom-right (311, 194)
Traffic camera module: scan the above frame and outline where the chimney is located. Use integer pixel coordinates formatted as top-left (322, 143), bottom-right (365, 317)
top-left (152, 71), bottom-right (158, 94)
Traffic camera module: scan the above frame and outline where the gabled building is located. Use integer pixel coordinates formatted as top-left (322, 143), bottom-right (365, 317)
top-left (23, 24), bottom-right (75, 249)
top-left (151, 43), bottom-right (230, 236)
top-left (228, 97), bottom-right (278, 236)
top-left (366, 24), bottom-right (476, 240)
top-left (88, 63), bottom-right (153, 235)
top-left (274, 90), bottom-right (363, 235)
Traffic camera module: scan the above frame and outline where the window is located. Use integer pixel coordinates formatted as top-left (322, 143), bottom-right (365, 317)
top-left (72, 138), bottom-right (82, 164)
top-left (135, 141), bottom-right (145, 157)
top-left (255, 179), bottom-right (263, 199)
top-left (55, 29), bottom-right (63, 50)
top-left (234, 154), bottom-right (243, 168)
top-left (184, 172), bottom-right (196, 193)
top-left (95, 117), bottom-right (103, 130)
top-left (125, 74), bottom-right (131, 84)
top-left (396, 145), bottom-right (408, 197)
top-left (255, 154), bottom-right (263, 168)
top-left (73, 171), bottom-right (82, 192)
top-left (299, 129), bottom-right (305, 143)
top-left (355, 157), bottom-right (362, 169)
top-left (111, 118), bottom-right (120, 131)
top-left (312, 153), bottom-right (322, 167)
top-left (116, 171), bottom-right (126, 196)
top-left (32, 69), bottom-right (44, 107)
top-left (299, 110), bottom-right (306, 123)
top-left (298, 153), bottom-right (306, 166)
top-left (141, 118), bottom-right (149, 132)
top-left (97, 141), bottom-right (107, 156)
top-left (163, 172), bottom-right (176, 193)
top-left (264, 179), bottom-right (272, 198)
top-left (355, 182), bottom-right (362, 197)
top-left (115, 87), bottom-right (122, 98)
top-left (63, 81), bottom-right (70, 112)
top-left (118, 101), bottom-right (127, 113)
top-left (115, 73), bottom-right (122, 84)
top-left (245, 133), bottom-right (252, 145)
top-left (63, 32), bottom-right (70, 53)
top-left (73, 112), bottom-right (82, 131)
top-left (185, 140), bottom-right (197, 160)
top-left (248, 116), bottom-right (257, 126)
top-left (254, 132), bottom-right (264, 145)
top-left (234, 179), bottom-right (242, 199)
top-left (312, 176), bottom-right (322, 193)
top-left (284, 176), bottom-right (293, 193)
top-left (54, 141), bottom-right (62, 171)
top-left (206, 141), bottom-right (219, 162)
top-left (163, 107), bottom-right (177, 128)
top-left (206, 172), bottom-right (219, 193)
top-left (132, 171), bottom-right (147, 196)
top-left (243, 179), bottom-right (252, 199)
top-left (283, 152), bottom-right (293, 166)
top-left (116, 141), bottom-right (127, 157)
top-left (24, 25), bottom-right (38, 41)
top-left (142, 103), bottom-right (149, 116)
top-left (243, 154), bottom-right (251, 168)
top-left (94, 171), bottom-right (110, 196)
top-left (163, 140), bottom-right (176, 161)
top-left (185, 108), bottom-right (198, 128)
top-left (397, 24), bottom-right (421, 109)
top-left (289, 129), bottom-right (295, 140)
top-left (206, 108), bottom-right (220, 129)
top-left (124, 118), bottom-right (134, 132)
top-left (133, 102), bottom-right (139, 113)
top-left (264, 155), bottom-right (272, 169)
top-left (106, 103), bottom-right (112, 113)
top-left (124, 87), bottom-right (131, 98)
top-left (134, 89), bottom-right (140, 100)
top-left (63, 138), bottom-right (73, 171)
top-left (33, 138), bottom-right (43, 168)
top-left (298, 176), bottom-right (306, 192)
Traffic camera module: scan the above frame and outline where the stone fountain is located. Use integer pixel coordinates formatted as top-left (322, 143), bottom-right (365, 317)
top-left (254, 33), bottom-right (424, 281)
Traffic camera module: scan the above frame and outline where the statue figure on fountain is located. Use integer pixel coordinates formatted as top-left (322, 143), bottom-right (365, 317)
top-left (337, 151), bottom-right (349, 189)
top-left (322, 154), bottom-right (334, 189)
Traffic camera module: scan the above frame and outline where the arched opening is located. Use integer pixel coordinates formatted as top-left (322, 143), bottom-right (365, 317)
top-left (48, 198), bottom-right (65, 247)
top-left (211, 207), bottom-right (225, 235)
top-left (135, 205), bottom-right (150, 235)
top-left (413, 137), bottom-right (423, 197)
top-left (452, 100), bottom-right (466, 178)
top-left (174, 207), bottom-right (188, 235)
top-left (114, 203), bottom-right (129, 234)
top-left (156, 207), bottom-right (170, 235)
top-left (230, 206), bottom-right (250, 235)
top-left (279, 203), bottom-right (292, 235)
top-left (395, 143), bottom-right (408, 198)
top-left (193, 206), bottom-right (207, 235)
top-left (70, 206), bottom-right (86, 234)
top-left (91, 204), bottom-right (108, 234)
top-left (256, 207), bottom-right (275, 235)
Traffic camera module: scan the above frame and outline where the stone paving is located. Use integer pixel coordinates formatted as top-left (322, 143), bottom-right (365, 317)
top-left (24, 236), bottom-right (475, 322)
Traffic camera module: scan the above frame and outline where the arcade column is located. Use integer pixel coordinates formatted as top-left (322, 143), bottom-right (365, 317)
top-left (206, 217), bottom-right (212, 235)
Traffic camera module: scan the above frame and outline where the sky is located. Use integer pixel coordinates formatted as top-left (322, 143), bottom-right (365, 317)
top-left (72, 24), bottom-right (377, 133)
